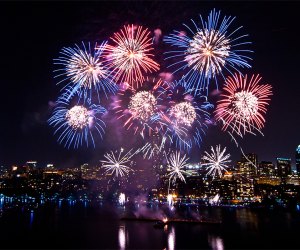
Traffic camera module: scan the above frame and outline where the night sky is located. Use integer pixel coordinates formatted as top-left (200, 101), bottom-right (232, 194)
top-left (0, 1), bottom-right (299, 168)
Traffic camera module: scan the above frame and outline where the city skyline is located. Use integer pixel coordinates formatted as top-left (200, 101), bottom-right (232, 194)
top-left (0, 1), bottom-right (299, 168)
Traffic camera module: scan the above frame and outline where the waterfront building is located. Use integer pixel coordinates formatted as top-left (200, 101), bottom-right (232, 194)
top-left (237, 153), bottom-right (258, 177)
top-left (276, 158), bottom-right (292, 177)
top-left (258, 161), bottom-right (275, 177)
top-left (296, 145), bottom-right (300, 175)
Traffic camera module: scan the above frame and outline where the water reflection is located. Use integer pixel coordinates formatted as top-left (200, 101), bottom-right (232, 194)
top-left (236, 208), bottom-right (258, 229)
top-left (0, 196), bottom-right (4, 209)
top-left (208, 234), bottom-right (224, 250)
top-left (167, 226), bottom-right (175, 250)
top-left (118, 225), bottom-right (126, 250)
top-left (29, 210), bottom-right (34, 228)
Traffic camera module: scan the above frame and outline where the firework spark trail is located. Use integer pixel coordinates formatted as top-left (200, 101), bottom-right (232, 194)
top-left (100, 148), bottom-right (136, 177)
top-left (164, 9), bottom-right (252, 94)
top-left (103, 25), bottom-right (160, 88)
top-left (202, 145), bottom-right (231, 178)
top-left (54, 41), bottom-right (117, 101)
top-left (225, 130), bottom-right (258, 172)
top-left (139, 134), bottom-right (169, 159)
top-left (48, 97), bottom-right (106, 149)
top-left (167, 151), bottom-right (189, 184)
top-left (215, 73), bottom-right (272, 136)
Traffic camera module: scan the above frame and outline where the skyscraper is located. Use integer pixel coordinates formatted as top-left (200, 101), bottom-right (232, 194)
top-left (296, 145), bottom-right (300, 175)
top-left (258, 161), bottom-right (275, 177)
top-left (238, 153), bottom-right (258, 177)
top-left (276, 158), bottom-right (292, 177)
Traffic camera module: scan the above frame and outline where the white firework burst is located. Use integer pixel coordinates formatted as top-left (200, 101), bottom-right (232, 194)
top-left (66, 49), bottom-right (107, 89)
top-left (186, 28), bottom-right (230, 78)
top-left (169, 102), bottom-right (196, 127)
top-left (65, 105), bottom-right (90, 130)
top-left (128, 91), bottom-right (157, 121)
top-left (229, 91), bottom-right (258, 120)
top-left (202, 145), bottom-right (231, 178)
top-left (100, 148), bottom-right (135, 177)
top-left (167, 151), bottom-right (189, 184)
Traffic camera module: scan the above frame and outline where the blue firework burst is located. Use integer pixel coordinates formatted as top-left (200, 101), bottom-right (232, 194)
top-left (54, 41), bottom-right (118, 102)
top-left (163, 9), bottom-right (252, 94)
top-left (48, 95), bottom-right (106, 149)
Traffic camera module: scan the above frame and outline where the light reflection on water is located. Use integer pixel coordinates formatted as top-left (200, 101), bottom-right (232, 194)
top-left (167, 226), bottom-right (175, 250)
top-left (236, 208), bottom-right (258, 229)
top-left (29, 210), bottom-right (34, 227)
top-left (118, 225), bottom-right (126, 250)
top-left (0, 199), bottom-right (299, 249)
top-left (208, 234), bottom-right (224, 250)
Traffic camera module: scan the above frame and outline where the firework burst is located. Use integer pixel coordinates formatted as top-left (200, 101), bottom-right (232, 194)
top-left (202, 145), bottom-right (231, 178)
top-left (169, 102), bottom-right (196, 127)
top-left (100, 148), bottom-right (135, 178)
top-left (54, 41), bottom-right (117, 101)
top-left (48, 97), bottom-right (106, 149)
top-left (103, 25), bottom-right (160, 88)
top-left (215, 73), bottom-right (272, 136)
top-left (160, 81), bottom-right (213, 150)
top-left (112, 77), bottom-right (169, 137)
top-left (167, 151), bottom-right (189, 184)
top-left (128, 91), bottom-right (157, 121)
top-left (164, 9), bottom-right (252, 93)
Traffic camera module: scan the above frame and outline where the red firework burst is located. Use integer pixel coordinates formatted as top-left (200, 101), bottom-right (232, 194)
top-left (215, 73), bottom-right (272, 136)
top-left (102, 25), bottom-right (160, 89)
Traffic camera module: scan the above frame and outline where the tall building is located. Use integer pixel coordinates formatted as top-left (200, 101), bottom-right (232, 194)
top-left (81, 163), bottom-right (100, 180)
top-left (258, 161), bottom-right (275, 177)
top-left (237, 153), bottom-right (258, 177)
top-left (26, 161), bottom-right (37, 169)
top-left (235, 174), bottom-right (254, 201)
top-left (296, 145), bottom-right (300, 175)
top-left (276, 158), bottom-right (292, 177)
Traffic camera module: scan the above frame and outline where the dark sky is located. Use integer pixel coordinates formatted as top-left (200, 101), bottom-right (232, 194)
top-left (0, 1), bottom-right (299, 168)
